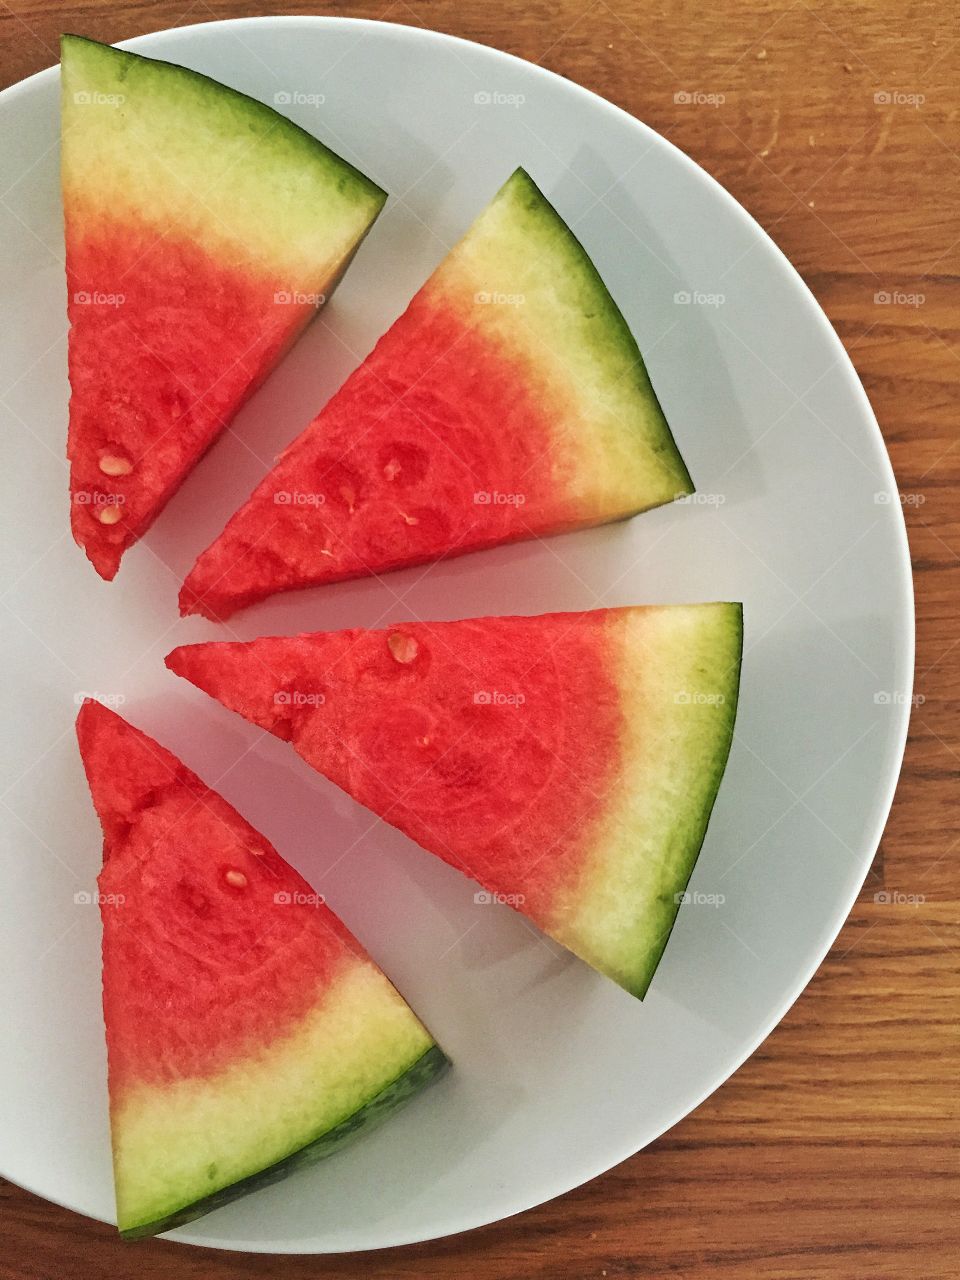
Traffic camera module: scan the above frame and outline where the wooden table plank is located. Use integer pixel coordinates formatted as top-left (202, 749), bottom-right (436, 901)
top-left (1, 3), bottom-right (957, 1277)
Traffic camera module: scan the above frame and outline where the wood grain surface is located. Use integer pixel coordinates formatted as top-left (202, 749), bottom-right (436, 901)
top-left (1, 2), bottom-right (957, 1277)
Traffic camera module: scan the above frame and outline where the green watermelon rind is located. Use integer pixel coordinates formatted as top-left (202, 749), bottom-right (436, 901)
top-left (119, 1044), bottom-right (448, 1240)
top-left (623, 604), bottom-right (743, 998)
top-left (165, 605), bottom-right (742, 1000)
top-left (442, 167), bottom-right (695, 510)
top-left (61, 33), bottom-right (388, 579)
top-left (60, 34), bottom-right (387, 214)
top-left (495, 168), bottom-right (694, 502)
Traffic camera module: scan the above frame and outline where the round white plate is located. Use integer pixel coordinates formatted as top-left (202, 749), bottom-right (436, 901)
top-left (0, 15), bottom-right (912, 1254)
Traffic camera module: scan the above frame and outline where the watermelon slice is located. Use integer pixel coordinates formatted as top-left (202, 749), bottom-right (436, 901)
top-left (179, 169), bottom-right (693, 619)
top-left (166, 604), bottom-right (742, 997)
top-left (75, 701), bottom-right (445, 1238)
top-left (62, 35), bottom-right (386, 580)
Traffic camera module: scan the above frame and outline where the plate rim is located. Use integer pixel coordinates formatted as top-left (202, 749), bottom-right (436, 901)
top-left (0, 12), bottom-right (915, 1252)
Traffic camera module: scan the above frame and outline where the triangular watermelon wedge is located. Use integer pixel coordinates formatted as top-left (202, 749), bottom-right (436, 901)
top-left (179, 169), bottom-right (694, 619)
top-left (62, 35), bottom-right (386, 579)
top-left (166, 604), bottom-right (742, 997)
top-left (76, 701), bottom-right (445, 1238)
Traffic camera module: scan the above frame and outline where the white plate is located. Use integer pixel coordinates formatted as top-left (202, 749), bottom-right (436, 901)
top-left (0, 15), bottom-right (913, 1254)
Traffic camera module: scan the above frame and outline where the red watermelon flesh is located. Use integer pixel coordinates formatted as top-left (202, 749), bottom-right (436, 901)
top-left (76, 700), bottom-right (444, 1238)
top-left (166, 604), bottom-right (742, 997)
top-left (61, 35), bottom-right (386, 579)
top-left (66, 227), bottom-right (312, 580)
top-left (179, 169), bottom-right (694, 620)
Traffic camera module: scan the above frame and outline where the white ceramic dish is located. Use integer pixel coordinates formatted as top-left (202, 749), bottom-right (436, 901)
top-left (0, 15), bottom-right (912, 1253)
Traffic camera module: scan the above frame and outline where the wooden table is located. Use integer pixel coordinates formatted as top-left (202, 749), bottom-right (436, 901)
top-left (1, 3), bottom-right (957, 1277)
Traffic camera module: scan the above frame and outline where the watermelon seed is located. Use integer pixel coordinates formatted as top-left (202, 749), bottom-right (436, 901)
top-left (400, 511), bottom-right (419, 525)
top-left (387, 632), bottom-right (419, 664)
top-left (98, 453), bottom-right (133, 477)
top-left (224, 868), bottom-right (248, 888)
top-left (383, 459), bottom-right (401, 481)
top-left (96, 506), bottom-right (123, 525)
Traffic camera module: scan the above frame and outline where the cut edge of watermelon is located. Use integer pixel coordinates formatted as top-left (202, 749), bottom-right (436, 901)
top-left (74, 700), bottom-right (448, 1237)
top-left (557, 602), bottom-right (743, 997)
top-left (119, 1044), bottom-right (448, 1239)
top-left (66, 291), bottom-right (309, 584)
top-left (59, 35), bottom-right (388, 261)
top-left (164, 603), bottom-right (743, 999)
top-left (176, 167), bottom-right (694, 620)
top-left (438, 168), bottom-right (695, 511)
top-left (61, 34), bottom-right (388, 581)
